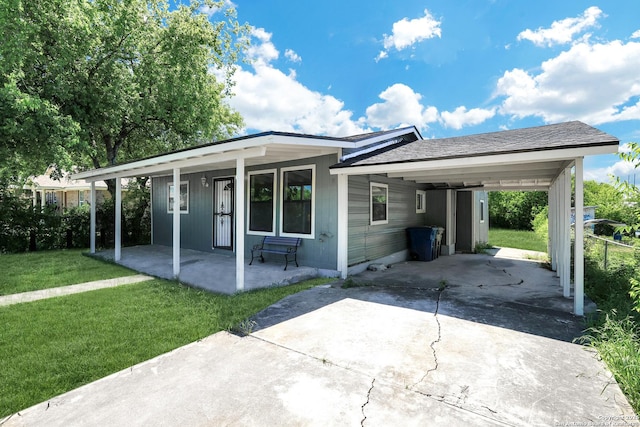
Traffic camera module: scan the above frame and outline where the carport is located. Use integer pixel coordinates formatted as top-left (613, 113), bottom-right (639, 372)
top-left (329, 121), bottom-right (619, 315)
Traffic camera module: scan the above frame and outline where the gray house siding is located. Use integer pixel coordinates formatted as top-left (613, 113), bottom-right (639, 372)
top-left (152, 169), bottom-right (235, 253)
top-left (347, 175), bottom-right (426, 266)
top-left (151, 155), bottom-right (339, 271)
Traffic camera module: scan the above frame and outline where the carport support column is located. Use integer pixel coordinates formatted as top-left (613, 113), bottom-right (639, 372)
top-left (172, 168), bottom-right (181, 278)
top-left (90, 181), bottom-right (96, 254)
top-left (115, 178), bottom-right (122, 262)
top-left (235, 157), bottom-right (245, 292)
top-left (549, 181), bottom-right (557, 271)
top-left (562, 168), bottom-right (571, 297)
top-left (442, 189), bottom-right (455, 255)
top-left (337, 174), bottom-right (349, 278)
top-left (574, 158), bottom-right (585, 316)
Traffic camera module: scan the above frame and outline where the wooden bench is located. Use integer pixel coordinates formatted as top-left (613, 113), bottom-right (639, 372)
top-left (250, 236), bottom-right (302, 271)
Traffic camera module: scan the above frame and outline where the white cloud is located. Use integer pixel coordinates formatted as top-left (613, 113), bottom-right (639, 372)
top-left (199, 0), bottom-right (236, 17)
top-left (495, 39), bottom-right (640, 125)
top-left (378, 9), bottom-right (442, 60)
top-left (285, 49), bottom-right (301, 63)
top-left (517, 6), bottom-right (603, 47)
top-left (585, 159), bottom-right (639, 183)
top-left (246, 28), bottom-right (279, 65)
top-left (365, 84), bottom-right (438, 130)
top-left (440, 106), bottom-right (496, 130)
top-left (632, 29), bottom-right (640, 39)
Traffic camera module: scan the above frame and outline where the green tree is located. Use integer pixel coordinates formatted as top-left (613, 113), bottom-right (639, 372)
top-left (488, 191), bottom-right (548, 230)
top-left (1, 0), bottom-right (248, 192)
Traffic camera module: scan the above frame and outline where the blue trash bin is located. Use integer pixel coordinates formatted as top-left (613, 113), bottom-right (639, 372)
top-left (407, 227), bottom-right (437, 261)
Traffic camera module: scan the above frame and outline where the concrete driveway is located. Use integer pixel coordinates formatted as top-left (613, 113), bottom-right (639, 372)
top-left (3, 253), bottom-right (636, 426)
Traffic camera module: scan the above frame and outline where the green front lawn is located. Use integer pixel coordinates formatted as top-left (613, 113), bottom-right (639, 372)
top-left (488, 228), bottom-right (548, 253)
top-left (0, 277), bottom-right (328, 417)
top-left (0, 249), bottom-right (135, 295)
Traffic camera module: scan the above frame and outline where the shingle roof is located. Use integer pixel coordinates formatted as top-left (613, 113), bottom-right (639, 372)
top-left (332, 121), bottom-right (619, 169)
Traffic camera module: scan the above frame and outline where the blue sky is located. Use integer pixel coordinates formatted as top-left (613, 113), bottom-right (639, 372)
top-left (209, 1), bottom-right (640, 183)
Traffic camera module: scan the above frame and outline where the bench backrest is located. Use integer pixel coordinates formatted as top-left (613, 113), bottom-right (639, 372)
top-left (263, 236), bottom-right (302, 247)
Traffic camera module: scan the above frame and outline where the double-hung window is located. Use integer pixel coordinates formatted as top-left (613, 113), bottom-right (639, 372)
top-left (248, 170), bottom-right (276, 235)
top-left (168, 181), bottom-right (189, 213)
top-left (280, 165), bottom-right (315, 238)
top-left (370, 182), bottom-right (388, 225)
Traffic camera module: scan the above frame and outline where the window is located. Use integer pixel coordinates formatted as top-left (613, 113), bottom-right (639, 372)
top-left (248, 170), bottom-right (276, 235)
top-left (370, 182), bottom-right (388, 225)
top-left (79, 190), bottom-right (86, 206)
top-left (168, 181), bottom-right (189, 213)
top-left (416, 190), bottom-right (426, 214)
top-left (280, 165), bottom-right (315, 238)
top-left (480, 199), bottom-right (485, 223)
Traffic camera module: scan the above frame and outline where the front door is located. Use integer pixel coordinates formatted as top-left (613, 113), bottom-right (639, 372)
top-left (213, 178), bottom-right (234, 249)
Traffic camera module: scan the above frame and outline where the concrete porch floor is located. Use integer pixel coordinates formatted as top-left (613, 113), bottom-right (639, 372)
top-left (92, 245), bottom-right (325, 294)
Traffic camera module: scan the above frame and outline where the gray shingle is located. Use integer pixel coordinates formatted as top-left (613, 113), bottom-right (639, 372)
top-left (333, 121), bottom-right (619, 168)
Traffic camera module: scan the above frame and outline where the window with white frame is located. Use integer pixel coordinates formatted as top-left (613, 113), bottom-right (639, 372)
top-left (416, 190), bottom-right (426, 214)
top-left (280, 165), bottom-right (315, 238)
top-left (370, 182), bottom-right (388, 225)
top-left (168, 181), bottom-right (189, 213)
top-left (248, 169), bottom-right (276, 235)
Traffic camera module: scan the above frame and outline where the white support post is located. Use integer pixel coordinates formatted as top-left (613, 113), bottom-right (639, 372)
top-left (574, 158), bottom-right (585, 316)
top-left (559, 171), bottom-right (567, 282)
top-left (115, 178), bottom-right (122, 262)
top-left (337, 174), bottom-right (349, 278)
top-left (32, 189), bottom-right (37, 208)
top-left (562, 168), bottom-right (571, 297)
top-left (90, 181), bottom-right (96, 254)
top-left (548, 181), bottom-right (557, 271)
top-left (173, 168), bottom-right (181, 278)
top-left (40, 190), bottom-right (45, 208)
top-left (235, 157), bottom-right (245, 292)
top-left (442, 189), bottom-right (455, 255)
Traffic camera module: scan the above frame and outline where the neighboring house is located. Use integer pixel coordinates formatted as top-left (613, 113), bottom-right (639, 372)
top-left (26, 170), bottom-right (115, 211)
top-left (73, 121), bottom-right (619, 315)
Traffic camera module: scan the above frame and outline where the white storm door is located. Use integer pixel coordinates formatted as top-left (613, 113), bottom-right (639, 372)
top-left (213, 178), bottom-right (234, 249)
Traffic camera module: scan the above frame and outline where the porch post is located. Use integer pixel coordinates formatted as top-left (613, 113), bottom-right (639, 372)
top-left (548, 180), bottom-right (556, 271)
top-left (90, 181), bottom-right (96, 254)
top-left (442, 189), bottom-right (455, 255)
top-left (337, 174), bottom-right (349, 278)
top-left (557, 171), bottom-right (565, 280)
top-left (173, 168), bottom-right (181, 278)
top-left (32, 189), bottom-right (37, 207)
top-left (115, 178), bottom-right (122, 262)
top-left (574, 158), bottom-right (585, 315)
top-left (40, 190), bottom-right (45, 208)
top-left (562, 168), bottom-right (571, 297)
top-left (235, 157), bottom-right (245, 291)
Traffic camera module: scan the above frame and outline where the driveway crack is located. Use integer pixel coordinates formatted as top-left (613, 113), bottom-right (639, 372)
top-left (361, 378), bottom-right (375, 426)
top-left (411, 286), bottom-right (444, 389)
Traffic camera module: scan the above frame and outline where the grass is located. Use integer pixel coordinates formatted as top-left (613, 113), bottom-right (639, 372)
top-left (488, 228), bottom-right (548, 253)
top-left (0, 249), bottom-right (135, 295)
top-left (0, 277), bottom-right (329, 417)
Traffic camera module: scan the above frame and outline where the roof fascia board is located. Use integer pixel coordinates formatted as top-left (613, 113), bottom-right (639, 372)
top-left (74, 146), bottom-right (267, 181)
top-left (351, 127), bottom-right (421, 148)
top-left (330, 145), bottom-right (618, 176)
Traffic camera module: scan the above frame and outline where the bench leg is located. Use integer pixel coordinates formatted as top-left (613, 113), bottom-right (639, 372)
top-left (249, 250), bottom-right (255, 266)
top-left (283, 254), bottom-right (288, 271)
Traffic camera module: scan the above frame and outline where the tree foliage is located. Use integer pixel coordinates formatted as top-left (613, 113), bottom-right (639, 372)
top-left (1, 0), bottom-right (248, 188)
top-left (488, 191), bottom-right (548, 230)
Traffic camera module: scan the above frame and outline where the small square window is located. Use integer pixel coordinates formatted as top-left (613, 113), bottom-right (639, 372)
top-left (480, 199), bottom-right (485, 223)
top-left (370, 182), bottom-right (388, 225)
top-left (416, 190), bottom-right (426, 213)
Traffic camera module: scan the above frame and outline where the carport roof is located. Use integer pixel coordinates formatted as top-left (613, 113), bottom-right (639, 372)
top-left (332, 121), bottom-right (618, 168)
top-left (329, 121), bottom-right (620, 190)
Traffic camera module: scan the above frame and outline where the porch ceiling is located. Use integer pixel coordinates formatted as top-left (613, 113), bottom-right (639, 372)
top-left (149, 144), bottom-right (341, 177)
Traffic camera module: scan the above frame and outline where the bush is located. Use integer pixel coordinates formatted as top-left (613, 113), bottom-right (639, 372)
top-left (0, 179), bottom-right (150, 253)
top-left (489, 191), bottom-right (548, 230)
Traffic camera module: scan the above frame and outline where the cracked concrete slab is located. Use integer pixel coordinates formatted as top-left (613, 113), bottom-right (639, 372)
top-left (3, 253), bottom-right (636, 426)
